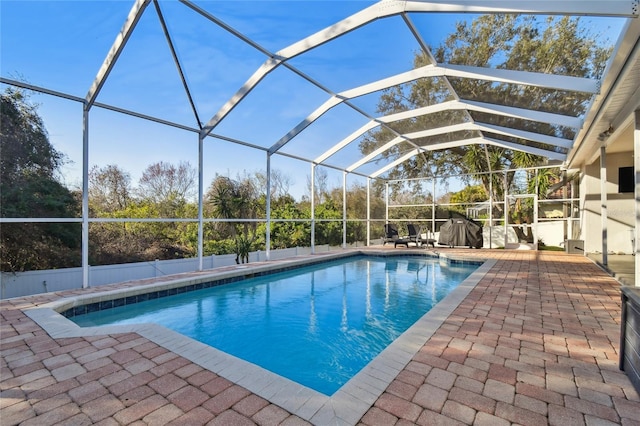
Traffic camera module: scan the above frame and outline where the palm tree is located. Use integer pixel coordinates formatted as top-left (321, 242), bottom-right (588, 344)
top-left (208, 176), bottom-right (260, 263)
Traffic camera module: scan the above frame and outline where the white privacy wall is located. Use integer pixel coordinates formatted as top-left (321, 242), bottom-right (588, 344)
top-left (0, 246), bottom-right (334, 299)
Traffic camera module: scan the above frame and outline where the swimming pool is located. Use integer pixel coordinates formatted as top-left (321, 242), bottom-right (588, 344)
top-left (68, 254), bottom-right (478, 395)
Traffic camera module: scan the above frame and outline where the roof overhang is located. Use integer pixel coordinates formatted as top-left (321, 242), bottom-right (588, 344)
top-left (566, 16), bottom-right (640, 168)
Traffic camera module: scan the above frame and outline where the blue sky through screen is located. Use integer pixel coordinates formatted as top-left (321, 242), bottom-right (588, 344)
top-left (0, 1), bottom-right (625, 200)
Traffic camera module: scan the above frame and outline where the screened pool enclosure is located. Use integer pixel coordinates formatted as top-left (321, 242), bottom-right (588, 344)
top-left (1, 0), bottom-right (639, 290)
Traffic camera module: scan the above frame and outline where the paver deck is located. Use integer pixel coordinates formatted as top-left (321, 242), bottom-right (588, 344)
top-left (2, 249), bottom-right (639, 425)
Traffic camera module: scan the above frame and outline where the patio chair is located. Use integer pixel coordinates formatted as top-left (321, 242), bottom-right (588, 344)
top-left (383, 223), bottom-right (400, 245)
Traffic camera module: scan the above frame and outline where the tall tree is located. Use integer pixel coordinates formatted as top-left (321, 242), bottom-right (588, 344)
top-left (206, 175), bottom-right (260, 263)
top-left (305, 167), bottom-right (329, 203)
top-left (137, 161), bottom-right (196, 215)
top-left (0, 87), bottom-right (81, 271)
top-left (255, 168), bottom-right (293, 202)
top-left (363, 15), bottom-right (611, 200)
top-left (88, 164), bottom-right (132, 214)
top-left (87, 162), bottom-right (198, 266)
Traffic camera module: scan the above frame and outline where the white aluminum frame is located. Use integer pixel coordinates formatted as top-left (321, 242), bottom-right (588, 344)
top-left (2, 0), bottom-right (637, 290)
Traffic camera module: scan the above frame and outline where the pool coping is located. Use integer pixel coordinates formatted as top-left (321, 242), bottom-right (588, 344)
top-left (24, 249), bottom-right (495, 425)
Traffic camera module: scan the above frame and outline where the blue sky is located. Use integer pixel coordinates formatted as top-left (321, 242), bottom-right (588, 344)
top-left (1, 1), bottom-right (626, 200)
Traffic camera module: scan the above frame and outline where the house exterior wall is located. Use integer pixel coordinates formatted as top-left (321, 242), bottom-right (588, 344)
top-left (582, 150), bottom-right (634, 254)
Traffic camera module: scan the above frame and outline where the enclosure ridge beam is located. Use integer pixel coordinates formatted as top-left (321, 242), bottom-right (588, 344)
top-left (347, 123), bottom-right (472, 172)
top-left (275, 96), bottom-right (421, 165)
top-left (461, 99), bottom-right (583, 128)
top-left (219, 0), bottom-right (520, 157)
top-left (443, 63), bottom-right (599, 94)
top-left (193, 0), bottom-right (604, 157)
top-left (339, 99), bottom-right (580, 173)
top-left (269, 96), bottom-right (343, 155)
top-left (403, 0), bottom-right (638, 17)
top-left (336, 62), bottom-right (593, 99)
top-left (376, 101), bottom-right (457, 123)
top-left (411, 134), bottom-right (567, 161)
top-left (370, 149), bottom-right (421, 178)
top-left (484, 136), bottom-right (567, 161)
top-left (339, 65), bottom-right (439, 99)
top-left (405, 123), bottom-right (474, 140)
top-left (366, 134), bottom-right (566, 179)
top-left (86, 0), bottom-right (150, 108)
top-left (399, 121), bottom-right (573, 150)
top-left (348, 100), bottom-right (578, 169)
top-left (473, 122), bottom-right (574, 149)
top-left (272, 0), bottom-right (639, 65)
top-left (272, 65), bottom-right (440, 156)
top-left (346, 134), bottom-right (406, 172)
top-left (373, 98), bottom-right (581, 129)
top-left (418, 137), bottom-right (488, 152)
top-left (266, 7), bottom-right (444, 158)
top-left (202, 1), bottom-right (391, 140)
top-left (277, 62), bottom-right (590, 157)
top-left (314, 121), bottom-right (381, 164)
top-left (200, 58), bottom-right (282, 138)
top-left (401, 11), bottom-right (479, 133)
top-left (277, 1), bottom-right (403, 61)
top-left (180, 0), bottom-right (287, 138)
top-left (385, 162), bottom-right (564, 184)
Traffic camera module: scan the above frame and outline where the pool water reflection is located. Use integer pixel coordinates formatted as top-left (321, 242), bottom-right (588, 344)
top-left (71, 255), bottom-right (477, 395)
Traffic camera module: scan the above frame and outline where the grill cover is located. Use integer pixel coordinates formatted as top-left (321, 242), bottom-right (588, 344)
top-left (438, 218), bottom-right (483, 248)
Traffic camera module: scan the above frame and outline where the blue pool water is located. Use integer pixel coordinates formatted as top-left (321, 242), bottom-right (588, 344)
top-left (71, 255), bottom-right (477, 395)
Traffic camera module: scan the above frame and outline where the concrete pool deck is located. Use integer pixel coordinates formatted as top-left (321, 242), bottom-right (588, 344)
top-left (2, 249), bottom-right (640, 425)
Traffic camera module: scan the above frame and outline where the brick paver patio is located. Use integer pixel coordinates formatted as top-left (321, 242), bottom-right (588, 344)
top-left (2, 249), bottom-right (639, 425)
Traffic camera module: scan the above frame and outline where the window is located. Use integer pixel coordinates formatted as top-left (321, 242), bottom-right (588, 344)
top-left (619, 166), bottom-right (634, 193)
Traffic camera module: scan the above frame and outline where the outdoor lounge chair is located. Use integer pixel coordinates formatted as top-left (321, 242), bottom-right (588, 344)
top-left (407, 224), bottom-right (422, 247)
top-left (383, 223), bottom-right (400, 245)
